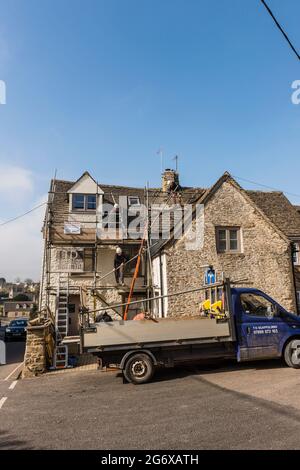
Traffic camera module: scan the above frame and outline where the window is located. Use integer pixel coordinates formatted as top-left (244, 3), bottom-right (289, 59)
top-left (84, 248), bottom-right (95, 272)
top-left (87, 195), bottom-right (96, 210)
top-left (216, 227), bottom-right (241, 253)
top-left (128, 196), bottom-right (140, 206)
top-left (122, 245), bottom-right (142, 275)
top-left (293, 243), bottom-right (300, 265)
top-left (102, 207), bottom-right (120, 229)
top-left (57, 248), bottom-right (84, 272)
top-left (10, 320), bottom-right (27, 327)
top-left (240, 293), bottom-right (276, 318)
top-left (72, 194), bottom-right (96, 211)
top-left (73, 194), bottom-right (85, 210)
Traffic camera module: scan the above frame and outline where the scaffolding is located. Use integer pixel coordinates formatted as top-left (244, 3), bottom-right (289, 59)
top-left (40, 174), bottom-right (188, 368)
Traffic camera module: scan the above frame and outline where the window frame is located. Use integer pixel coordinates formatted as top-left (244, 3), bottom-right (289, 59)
top-left (216, 226), bottom-right (241, 253)
top-left (72, 194), bottom-right (97, 212)
top-left (128, 196), bottom-right (140, 207)
top-left (83, 248), bottom-right (95, 272)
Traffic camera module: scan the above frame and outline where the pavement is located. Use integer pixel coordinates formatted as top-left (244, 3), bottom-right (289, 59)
top-left (2, 358), bottom-right (300, 449)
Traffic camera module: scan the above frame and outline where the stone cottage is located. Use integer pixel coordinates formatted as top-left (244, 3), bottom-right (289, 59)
top-left (151, 172), bottom-right (300, 317)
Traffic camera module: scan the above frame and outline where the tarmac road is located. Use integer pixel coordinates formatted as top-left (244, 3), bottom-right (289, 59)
top-left (2, 359), bottom-right (300, 450)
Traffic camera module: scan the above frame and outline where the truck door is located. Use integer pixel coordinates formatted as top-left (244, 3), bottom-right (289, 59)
top-left (237, 292), bottom-right (288, 361)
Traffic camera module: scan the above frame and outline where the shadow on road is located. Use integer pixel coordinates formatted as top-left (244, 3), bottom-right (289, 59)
top-left (0, 430), bottom-right (33, 450)
top-left (190, 373), bottom-right (300, 432)
top-left (5, 342), bottom-right (26, 365)
top-left (144, 358), bottom-right (286, 384)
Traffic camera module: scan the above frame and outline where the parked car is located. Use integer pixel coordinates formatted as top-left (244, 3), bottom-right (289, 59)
top-left (5, 318), bottom-right (28, 341)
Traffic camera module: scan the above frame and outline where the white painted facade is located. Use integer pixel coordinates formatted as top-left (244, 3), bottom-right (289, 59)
top-left (152, 253), bottom-right (168, 317)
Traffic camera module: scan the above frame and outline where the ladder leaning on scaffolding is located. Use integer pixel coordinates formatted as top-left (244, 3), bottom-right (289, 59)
top-left (53, 273), bottom-right (70, 368)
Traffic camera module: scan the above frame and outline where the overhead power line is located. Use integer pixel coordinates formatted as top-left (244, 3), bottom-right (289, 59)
top-left (232, 174), bottom-right (300, 200)
top-left (260, 0), bottom-right (300, 61)
top-left (0, 201), bottom-right (47, 227)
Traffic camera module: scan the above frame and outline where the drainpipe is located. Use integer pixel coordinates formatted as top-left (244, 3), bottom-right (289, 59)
top-left (159, 253), bottom-right (165, 318)
top-left (291, 242), bottom-right (299, 315)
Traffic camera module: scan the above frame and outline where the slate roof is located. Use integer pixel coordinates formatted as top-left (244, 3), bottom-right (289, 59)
top-left (47, 175), bottom-right (300, 242)
top-left (246, 191), bottom-right (300, 238)
top-left (49, 179), bottom-right (206, 225)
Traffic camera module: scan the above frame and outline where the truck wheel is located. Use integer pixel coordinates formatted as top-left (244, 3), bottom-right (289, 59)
top-left (284, 339), bottom-right (300, 368)
top-left (123, 353), bottom-right (154, 384)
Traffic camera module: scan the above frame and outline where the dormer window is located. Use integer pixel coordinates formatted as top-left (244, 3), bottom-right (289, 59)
top-left (128, 196), bottom-right (140, 206)
top-left (72, 194), bottom-right (96, 211)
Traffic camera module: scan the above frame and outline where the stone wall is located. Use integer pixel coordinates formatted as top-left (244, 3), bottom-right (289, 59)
top-left (164, 181), bottom-right (296, 316)
top-left (22, 320), bottom-right (55, 378)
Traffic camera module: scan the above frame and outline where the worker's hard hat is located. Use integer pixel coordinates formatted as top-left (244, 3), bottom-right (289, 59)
top-left (116, 247), bottom-right (122, 255)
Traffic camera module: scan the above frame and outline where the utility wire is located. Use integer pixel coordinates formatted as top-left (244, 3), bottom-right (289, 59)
top-left (0, 202), bottom-right (47, 227)
top-left (260, 0), bottom-right (300, 61)
top-left (232, 174), bottom-right (300, 200)
top-left (1, 172), bottom-right (300, 230)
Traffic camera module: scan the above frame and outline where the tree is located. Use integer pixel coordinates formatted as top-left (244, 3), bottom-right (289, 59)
top-left (13, 294), bottom-right (30, 301)
top-left (24, 278), bottom-right (33, 285)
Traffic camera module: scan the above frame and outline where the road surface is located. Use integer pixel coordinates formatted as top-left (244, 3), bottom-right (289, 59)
top-left (2, 359), bottom-right (300, 449)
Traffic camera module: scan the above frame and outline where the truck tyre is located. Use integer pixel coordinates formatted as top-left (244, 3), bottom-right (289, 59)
top-left (123, 353), bottom-right (154, 384)
top-left (284, 339), bottom-right (300, 368)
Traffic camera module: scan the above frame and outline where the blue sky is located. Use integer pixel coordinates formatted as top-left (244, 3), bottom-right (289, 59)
top-left (0, 0), bottom-right (300, 279)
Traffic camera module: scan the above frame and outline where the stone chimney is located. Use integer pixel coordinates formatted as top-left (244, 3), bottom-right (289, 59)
top-left (162, 169), bottom-right (180, 192)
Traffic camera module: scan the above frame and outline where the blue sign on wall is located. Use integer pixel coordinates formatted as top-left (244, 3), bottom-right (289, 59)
top-left (204, 266), bottom-right (216, 285)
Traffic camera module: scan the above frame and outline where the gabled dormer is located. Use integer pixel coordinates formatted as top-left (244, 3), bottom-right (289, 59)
top-left (67, 171), bottom-right (103, 212)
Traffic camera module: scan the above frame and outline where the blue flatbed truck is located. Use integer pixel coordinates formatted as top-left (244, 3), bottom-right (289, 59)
top-left (75, 280), bottom-right (300, 384)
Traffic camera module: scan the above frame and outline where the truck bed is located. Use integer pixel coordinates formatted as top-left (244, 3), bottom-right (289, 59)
top-left (82, 316), bottom-right (232, 351)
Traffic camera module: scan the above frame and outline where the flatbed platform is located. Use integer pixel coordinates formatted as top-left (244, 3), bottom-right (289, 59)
top-left (82, 316), bottom-right (232, 351)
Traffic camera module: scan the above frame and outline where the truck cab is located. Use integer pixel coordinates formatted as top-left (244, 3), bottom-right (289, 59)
top-left (232, 288), bottom-right (300, 367)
